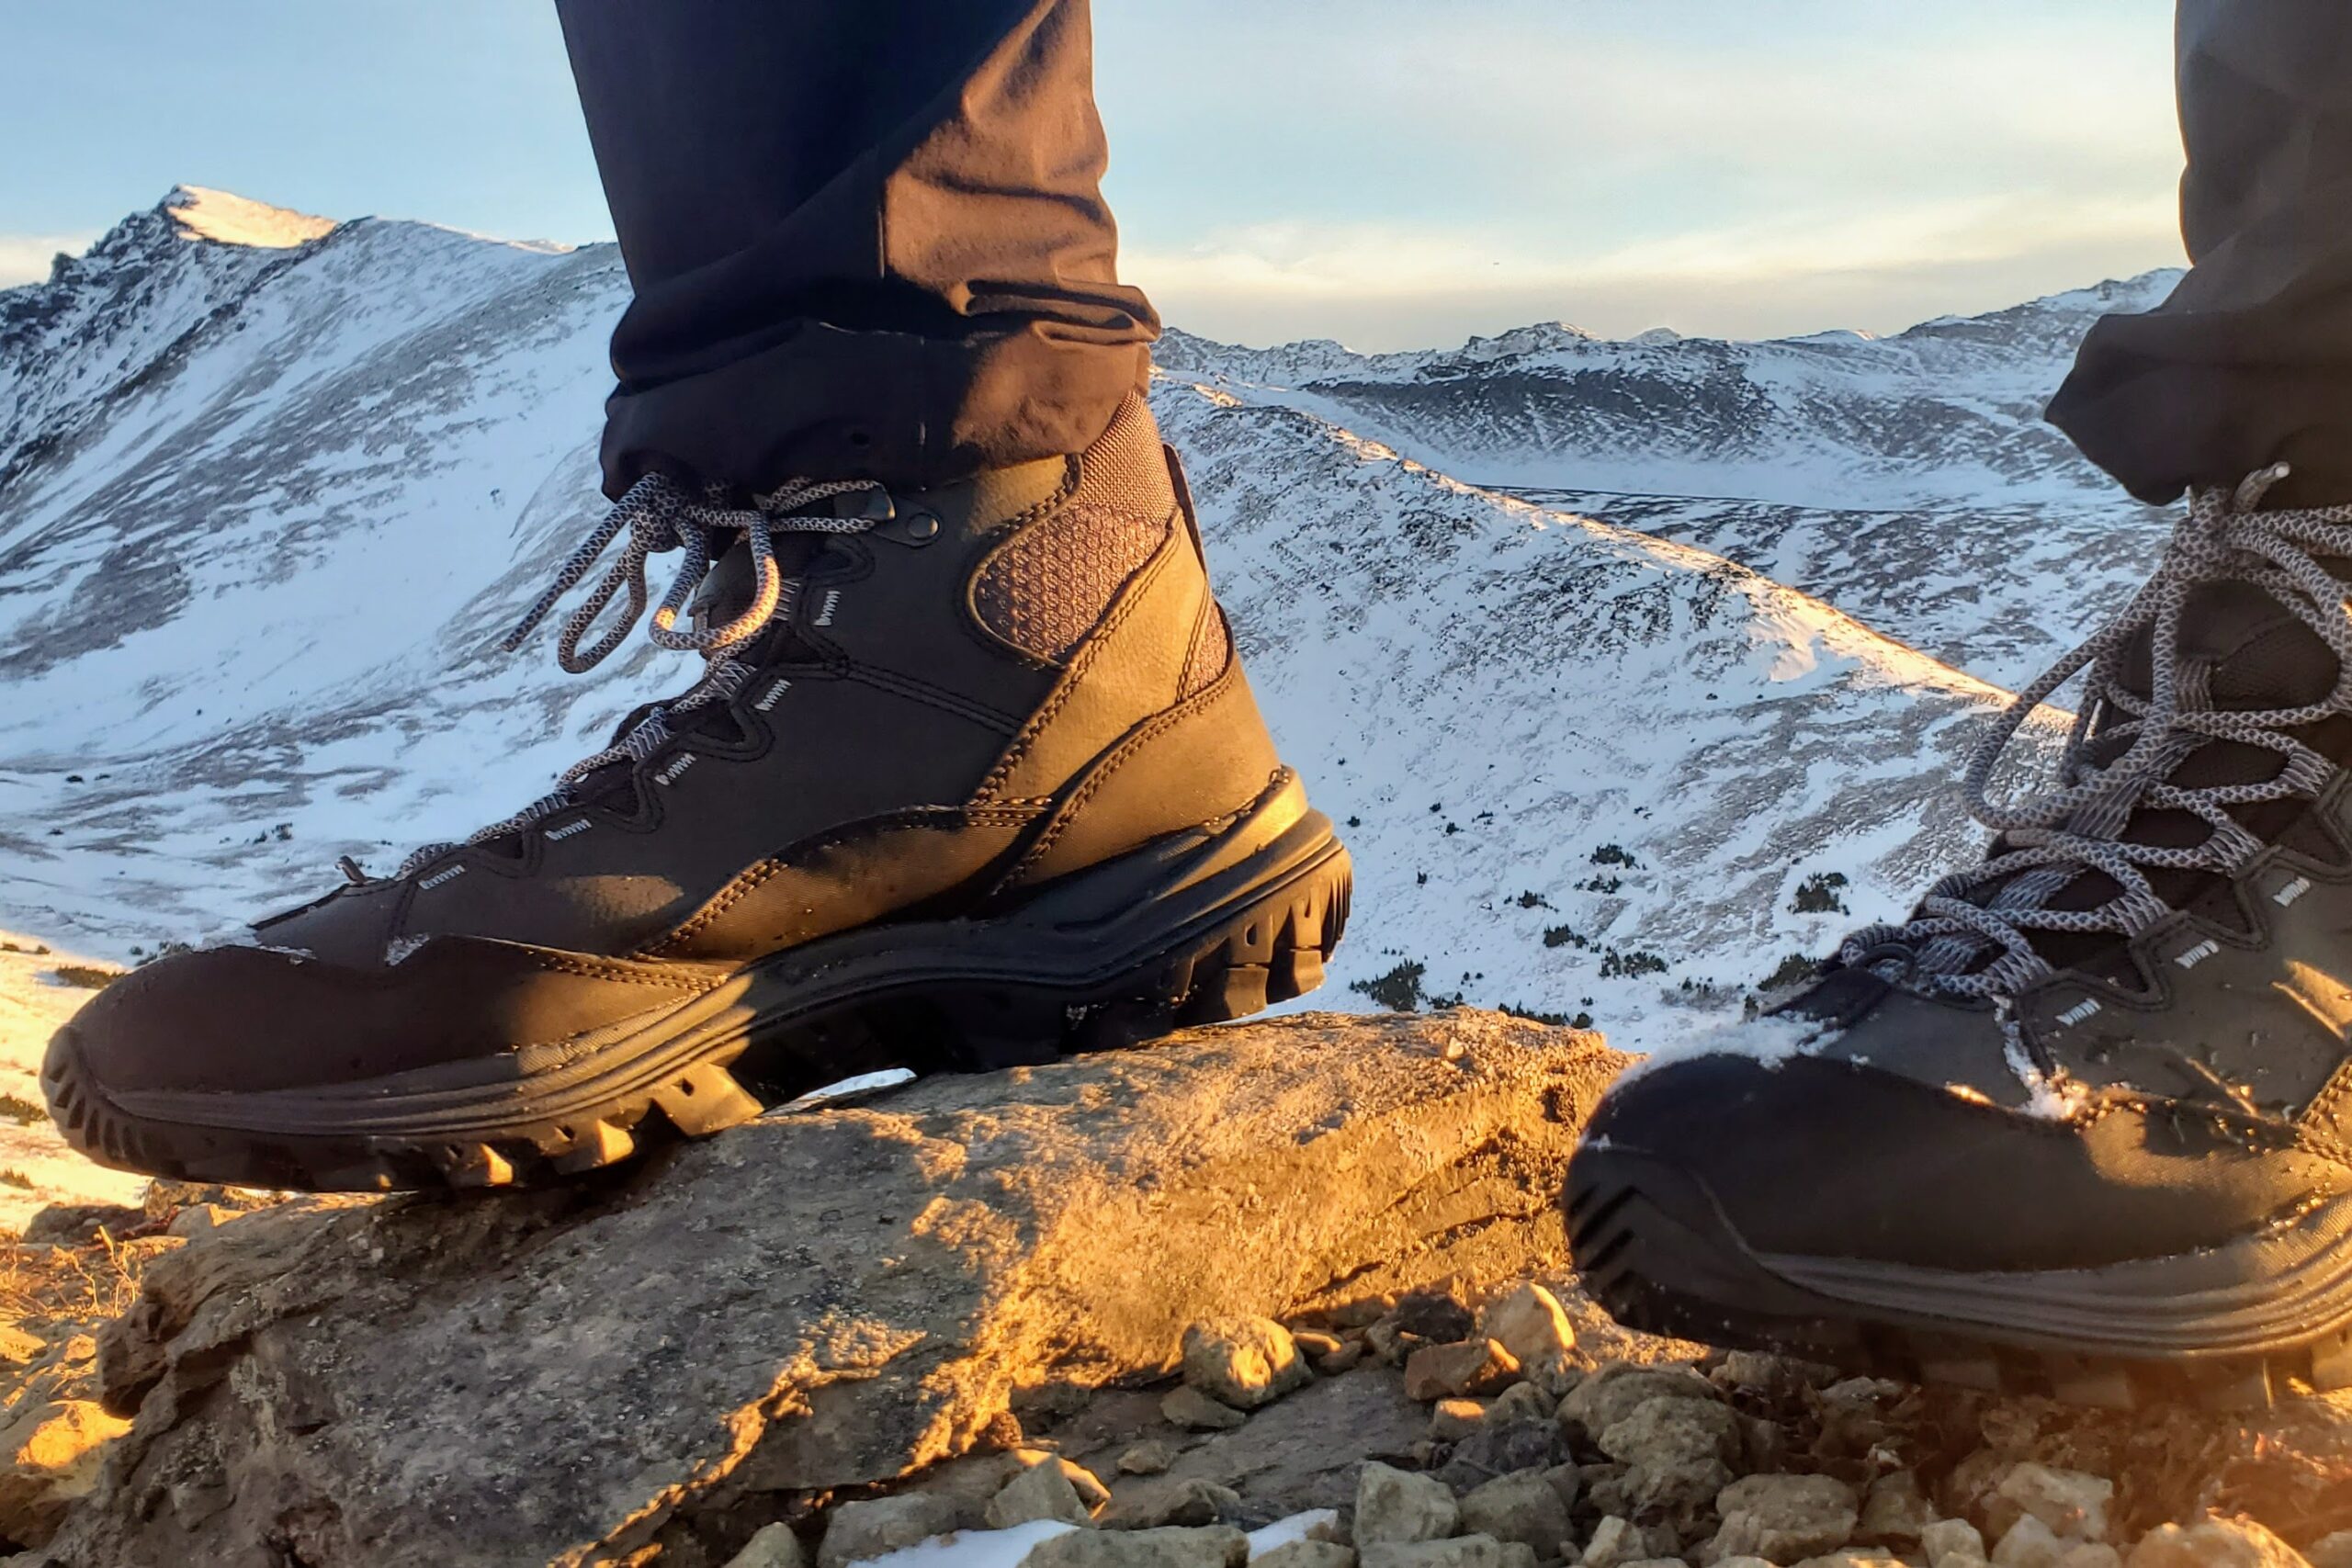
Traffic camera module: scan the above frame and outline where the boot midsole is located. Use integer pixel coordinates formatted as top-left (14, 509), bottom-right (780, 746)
top-left (100, 785), bottom-right (1344, 1137)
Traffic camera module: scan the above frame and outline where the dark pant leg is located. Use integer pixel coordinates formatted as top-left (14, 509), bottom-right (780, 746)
top-left (2048, 0), bottom-right (2352, 507)
top-left (555, 0), bottom-right (1158, 497)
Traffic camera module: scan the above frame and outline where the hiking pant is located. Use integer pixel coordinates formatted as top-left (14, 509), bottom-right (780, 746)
top-left (557, 0), bottom-right (2352, 508)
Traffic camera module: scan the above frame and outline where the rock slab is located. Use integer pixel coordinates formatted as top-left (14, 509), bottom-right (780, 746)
top-left (45, 1010), bottom-right (1619, 1568)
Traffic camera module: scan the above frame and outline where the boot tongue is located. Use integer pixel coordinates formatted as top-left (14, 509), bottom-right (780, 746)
top-left (2114, 577), bottom-right (2337, 713)
top-left (684, 532), bottom-right (837, 637)
top-left (688, 536), bottom-right (762, 635)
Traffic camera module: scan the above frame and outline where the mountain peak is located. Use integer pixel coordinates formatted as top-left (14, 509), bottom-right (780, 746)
top-left (162, 186), bottom-right (337, 250)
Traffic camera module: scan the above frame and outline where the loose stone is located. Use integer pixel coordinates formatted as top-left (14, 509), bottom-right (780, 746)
top-left (1161, 1385), bottom-right (1249, 1432)
top-left (1019, 1525), bottom-right (1251, 1568)
top-left (1405, 1340), bottom-right (1522, 1402)
top-left (1991, 1516), bottom-right (2069, 1568)
top-left (1480, 1284), bottom-right (1577, 1373)
top-left (1260, 1544), bottom-right (1360, 1568)
top-left (1557, 1363), bottom-right (1721, 1441)
top-left (1456, 1471), bottom-right (1572, 1557)
top-left (1430, 1399), bottom-right (1489, 1442)
top-left (1595, 1396), bottom-right (1742, 1511)
top-left (1711, 1473), bottom-right (1860, 1563)
top-left (1119, 1441), bottom-right (1178, 1476)
top-left (1923, 1519), bottom-right (1990, 1568)
top-left (818, 1495), bottom-right (960, 1568)
top-left (1107, 1480), bottom-right (1242, 1530)
top-left (726, 1523), bottom-right (811, 1568)
top-left (2127, 1518), bottom-right (2311, 1568)
top-left (989, 1460), bottom-right (1095, 1529)
top-left (1181, 1316), bottom-right (1313, 1410)
top-left (1362, 1538), bottom-right (1538, 1568)
top-left (1995, 1465), bottom-right (2112, 1545)
top-left (1355, 1461), bottom-right (1463, 1548)
top-left (1857, 1471), bottom-right (1933, 1549)
top-left (1581, 1517), bottom-right (1646, 1568)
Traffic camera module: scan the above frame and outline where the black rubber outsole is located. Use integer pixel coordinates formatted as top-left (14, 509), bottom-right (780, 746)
top-left (45, 847), bottom-right (1351, 1195)
top-left (1566, 1148), bottom-right (2352, 1412)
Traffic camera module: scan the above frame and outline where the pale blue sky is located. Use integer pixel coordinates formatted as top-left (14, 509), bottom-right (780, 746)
top-left (3, 0), bottom-right (2186, 348)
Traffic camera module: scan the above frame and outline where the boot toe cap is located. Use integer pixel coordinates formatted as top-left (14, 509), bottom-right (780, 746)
top-left (50, 938), bottom-right (715, 1100)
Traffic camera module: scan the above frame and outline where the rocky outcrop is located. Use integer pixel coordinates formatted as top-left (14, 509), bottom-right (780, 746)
top-left (21, 1006), bottom-right (2352, 1568)
top-left (42, 1010), bottom-right (1621, 1568)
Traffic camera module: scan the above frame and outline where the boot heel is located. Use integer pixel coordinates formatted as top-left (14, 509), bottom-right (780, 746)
top-left (1085, 840), bottom-right (1352, 1037)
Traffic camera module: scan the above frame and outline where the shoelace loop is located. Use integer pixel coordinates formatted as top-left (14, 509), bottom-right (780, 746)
top-left (1840, 465), bottom-right (2352, 1001)
top-left (381, 472), bottom-right (886, 881)
top-left (503, 471), bottom-right (883, 672)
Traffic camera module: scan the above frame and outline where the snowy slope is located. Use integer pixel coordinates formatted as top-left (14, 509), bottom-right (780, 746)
top-left (1159, 276), bottom-right (2184, 695)
top-left (1503, 487), bottom-right (2169, 694)
top-left (0, 187), bottom-right (333, 491)
top-left (1161, 391), bottom-right (2019, 1024)
top-left (0, 189), bottom-right (2148, 1070)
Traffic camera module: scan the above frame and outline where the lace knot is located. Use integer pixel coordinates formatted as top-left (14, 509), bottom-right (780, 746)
top-left (384, 471), bottom-right (887, 881)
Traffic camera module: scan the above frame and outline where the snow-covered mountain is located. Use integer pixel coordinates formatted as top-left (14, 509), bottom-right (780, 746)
top-left (0, 187), bottom-right (2166, 1046)
top-left (1156, 272), bottom-right (2179, 510)
top-left (1159, 276), bottom-right (2184, 693)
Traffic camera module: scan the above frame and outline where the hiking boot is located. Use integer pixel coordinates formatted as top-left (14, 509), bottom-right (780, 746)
top-left (46, 395), bottom-right (1351, 1191)
top-left (1567, 468), bottom-right (2352, 1409)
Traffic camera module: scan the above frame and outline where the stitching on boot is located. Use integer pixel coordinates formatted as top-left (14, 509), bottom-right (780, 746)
top-left (635, 804), bottom-right (1044, 956)
top-left (848, 665), bottom-right (1030, 734)
top-left (1179, 601), bottom-right (1233, 698)
top-left (2296, 1056), bottom-right (2352, 1164)
top-left (521, 952), bottom-right (720, 990)
top-left (993, 652), bottom-right (1269, 889)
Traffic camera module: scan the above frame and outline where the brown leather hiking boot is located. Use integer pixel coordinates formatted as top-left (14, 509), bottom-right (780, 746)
top-left (46, 396), bottom-right (1351, 1191)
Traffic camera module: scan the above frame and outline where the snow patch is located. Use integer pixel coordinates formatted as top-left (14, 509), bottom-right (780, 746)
top-left (1996, 1006), bottom-right (2094, 1121)
top-left (853, 1518), bottom-right (1075, 1568)
top-left (1249, 1510), bottom-right (1340, 1554)
top-left (1614, 1011), bottom-right (1825, 1084)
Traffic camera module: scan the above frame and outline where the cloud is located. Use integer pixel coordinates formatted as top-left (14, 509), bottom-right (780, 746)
top-left (0, 234), bottom-right (96, 288)
top-left (1098, 0), bottom-right (2185, 347)
top-left (1127, 188), bottom-right (2182, 349)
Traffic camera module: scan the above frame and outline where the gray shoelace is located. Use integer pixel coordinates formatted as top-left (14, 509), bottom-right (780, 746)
top-left (378, 471), bottom-right (883, 882)
top-left (1839, 465), bottom-right (2352, 1001)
